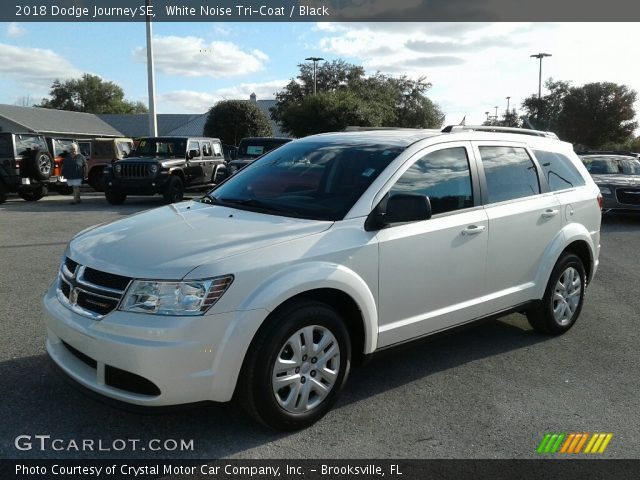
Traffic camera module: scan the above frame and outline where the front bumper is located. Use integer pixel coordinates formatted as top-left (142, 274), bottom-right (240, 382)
top-left (43, 283), bottom-right (268, 406)
top-left (105, 173), bottom-right (170, 195)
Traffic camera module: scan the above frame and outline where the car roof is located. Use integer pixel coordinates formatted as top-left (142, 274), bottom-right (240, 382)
top-left (580, 154), bottom-right (638, 160)
top-left (301, 129), bottom-right (444, 147)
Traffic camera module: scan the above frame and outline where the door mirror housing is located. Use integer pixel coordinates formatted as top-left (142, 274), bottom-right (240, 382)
top-left (365, 194), bottom-right (432, 231)
top-left (187, 149), bottom-right (199, 160)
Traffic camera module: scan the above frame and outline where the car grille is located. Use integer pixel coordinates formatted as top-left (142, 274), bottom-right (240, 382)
top-left (119, 163), bottom-right (152, 178)
top-left (616, 188), bottom-right (640, 205)
top-left (58, 257), bottom-right (131, 319)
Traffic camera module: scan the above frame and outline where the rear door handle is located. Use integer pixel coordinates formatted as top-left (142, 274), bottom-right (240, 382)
top-left (462, 225), bottom-right (486, 235)
top-left (541, 209), bottom-right (559, 218)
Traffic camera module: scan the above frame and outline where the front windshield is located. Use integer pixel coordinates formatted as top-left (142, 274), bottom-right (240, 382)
top-left (582, 156), bottom-right (640, 175)
top-left (134, 138), bottom-right (187, 157)
top-left (208, 140), bottom-right (404, 221)
top-left (238, 140), bottom-right (288, 158)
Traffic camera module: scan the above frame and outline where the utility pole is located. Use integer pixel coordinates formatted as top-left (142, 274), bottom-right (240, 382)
top-left (305, 56), bottom-right (324, 95)
top-left (145, 0), bottom-right (157, 136)
top-left (530, 53), bottom-right (552, 99)
top-left (506, 96), bottom-right (511, 114)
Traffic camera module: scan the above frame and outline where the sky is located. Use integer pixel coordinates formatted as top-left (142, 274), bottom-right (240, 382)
top-left (1, 21), bottom-right (640, 127)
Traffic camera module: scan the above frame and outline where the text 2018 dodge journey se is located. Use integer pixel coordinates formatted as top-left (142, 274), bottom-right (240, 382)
top-left (44, 127), bottom-right (601, 430)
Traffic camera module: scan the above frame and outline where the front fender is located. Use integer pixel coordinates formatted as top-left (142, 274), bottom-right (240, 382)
top-left (238, 262), bottom-right (378, 354)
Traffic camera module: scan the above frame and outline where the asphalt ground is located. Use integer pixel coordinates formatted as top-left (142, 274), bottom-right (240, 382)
top-left (0, 191), bottom-right (638, 459)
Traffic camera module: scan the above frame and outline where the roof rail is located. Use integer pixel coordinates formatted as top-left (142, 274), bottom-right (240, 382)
top-left (441, 125), bottom-right (558, 139)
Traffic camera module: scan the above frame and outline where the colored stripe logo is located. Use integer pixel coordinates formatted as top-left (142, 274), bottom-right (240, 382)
top-left (537, 433), bottom-right (613, 454)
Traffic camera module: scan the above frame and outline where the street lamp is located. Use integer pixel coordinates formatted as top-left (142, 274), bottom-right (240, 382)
top-left (506, 96), bottom-right (511, 114)
top-left (145, 0), bottom-right (157, 136)
top-left (530, 53), bottom-right (552, 99)
top-left (494, 106), bottom-right (498, 119)
top-left (485, 111), bottom-right (490, 122)
top-left (305, 56), bottom-right (324, 95)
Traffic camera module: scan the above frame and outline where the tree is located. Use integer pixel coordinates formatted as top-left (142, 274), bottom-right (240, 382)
top-left (557, 82), bottom-right (637, 148)
top-left (271, 60), bottom-right (443, 137)
top-left (521, 79), bottom-right (571, 131)
top-left (38, 74), bottom-right (148, 114)
top-left (203, 100), bottom-right (272, 146)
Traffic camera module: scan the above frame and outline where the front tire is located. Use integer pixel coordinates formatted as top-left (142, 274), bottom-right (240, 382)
top-left (527, 253), bottom-right (586, 335)
top-left (163, 175), bottom-right (184, 203)
top-left (238, 300), bottom-right (351, 430)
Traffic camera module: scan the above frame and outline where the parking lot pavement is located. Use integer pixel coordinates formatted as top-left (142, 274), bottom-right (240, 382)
top-left (1, 194), bottom-right (639, 459)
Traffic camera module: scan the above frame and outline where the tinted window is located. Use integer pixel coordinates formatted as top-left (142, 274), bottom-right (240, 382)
top-left (0, 137), bottom-right (11, 157)
top-left (209, 141), bottom-right (403, 221)
top-left (534, 150), bottom-right (586, 191)
top-left (135, 139), bottom-right (187, 157)
top-left (479, 146), bottom-right (540, 203)
top-left (201, 141), bottom-right (212, 157)
top-left (581, 156), bottom-right (640, 175)
top-left (15, 135), bottom-right (46, 156)
top-left (53, 138), bottom-right (75, 156)
top-left (389, 147), bottom-right (473, 215)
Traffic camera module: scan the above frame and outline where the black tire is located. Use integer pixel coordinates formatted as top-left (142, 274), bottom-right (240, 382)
top-left (105, 189), bottom-right (127, 205)
top-left (527, 253), bottom-right (586, 335)
top-left (0, 181), bottom-right (6, 204)
top-left (89, 168), bottom-right (105, 192)
top-left (24, 149), bottom-right (52, 181)
top-left (18, 185), bottom-right (47, 202)
top-left (237, 300), bottom-right (351, 430)
top-left (163, 175), bottom-right (184, 203)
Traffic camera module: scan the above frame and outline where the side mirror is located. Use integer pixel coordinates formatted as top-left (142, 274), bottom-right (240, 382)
top-left (365, 194), bottom-right (432, 231)
top-left (187, 149), bottom-right (199, 159)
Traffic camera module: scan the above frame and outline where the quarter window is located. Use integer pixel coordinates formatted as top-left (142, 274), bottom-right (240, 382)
top-left (479, 146), bottom-right (540, 203)
top-left (201, 141), bottom-right (213, 157)
top-left (534, 150), bottom-right (585, 191)
top-left (389, 147), bottom-right (474, 215)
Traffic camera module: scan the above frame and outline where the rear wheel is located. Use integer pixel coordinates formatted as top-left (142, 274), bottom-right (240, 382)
top-left (18, 185), bottom-right (47, 202)
top-left (163, 175), bottom-right (184, 203)
top-left (89, 168), bottom-right (105, 192)
top-left (105, 189), bottom-right (127, 205)
top-left (527, 253), bottom-right (586, 335)
top-left (238, 300), bottom-right (351, 430)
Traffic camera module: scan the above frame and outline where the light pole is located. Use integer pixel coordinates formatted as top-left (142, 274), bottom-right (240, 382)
top-left (485, 111), bottom-right (490, 122)
top-left (145, 0), bottom-right (157, 136)
top-left (305, 56), bottom-right (324, 95)
top-left (494, 106), bottom-right (498, 119)
top-left (505, 96), bottom-right (511, 114)
top-left (530, 53), bottom-right (552, 99)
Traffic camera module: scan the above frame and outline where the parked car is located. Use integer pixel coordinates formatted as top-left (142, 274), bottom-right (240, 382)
top-left (580, 154), bottom-right (640, 214)
top-left (0, 132), bottom-right (54, 203)
top-left (86, 137), bottom-right (134, 191)
top-left (103, 136), bottom-right (226, 205)
top-left (227, 137), bottom-right (292, 175)
top-left (45, 126), bottom-right (601, 430)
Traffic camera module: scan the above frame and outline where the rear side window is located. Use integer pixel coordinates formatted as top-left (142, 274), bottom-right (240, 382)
top-left (534, 150), bottom-right (585, 191)
top-left (389, 147), bottom-right (474, 215)
top-left (0, 137), bottom-right (11, 157)
top-left (479, 146), bottom-right (540, 203)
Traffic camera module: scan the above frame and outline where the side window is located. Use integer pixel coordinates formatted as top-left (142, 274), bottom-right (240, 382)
top-left (389, 147), bottom-right (474, 216)
top-left (479, 146), bottom-right (540, 203)
top-left (212, 142), bottom-right (222, 157)
top-left (201, 141), bottom-right (212, 158)
top-left (0, 137), bottom-right (11, 157)
top-left (534, 150), bottom-right (586, 191)
top-left (187, 141), bottom-right (200, 157)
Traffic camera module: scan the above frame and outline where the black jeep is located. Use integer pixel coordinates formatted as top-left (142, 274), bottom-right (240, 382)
top-left (0, 132), bottom-right (54, 203)
top-left (103, 136), bottom-right (227, 205)
top-left (227, 137), bottom-right (292, 175)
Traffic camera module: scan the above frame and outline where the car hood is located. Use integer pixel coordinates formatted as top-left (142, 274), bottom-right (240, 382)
top-left (592, 174), bottom-right (640, 186)
top-left (116, 156), bottom-right (178, 163)
top-left (68, 201), bottom-right (332, 279)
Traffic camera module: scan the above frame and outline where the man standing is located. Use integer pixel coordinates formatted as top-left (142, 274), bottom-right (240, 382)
top-left (62, 143), bottom-right (86, 204)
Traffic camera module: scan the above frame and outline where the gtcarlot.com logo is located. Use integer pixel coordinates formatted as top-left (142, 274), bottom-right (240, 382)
top-left (537, 432), bottom-right (613, 454)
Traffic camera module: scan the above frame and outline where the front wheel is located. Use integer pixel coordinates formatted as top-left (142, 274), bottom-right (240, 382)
top-left (238, 301), bottom-right (351, 430)
top-left (527, 253), bottom-right (586, 335)
top-left (163, 175), bottom-right (184, 203)
top-left (18, 185), bottom-right (47, 202)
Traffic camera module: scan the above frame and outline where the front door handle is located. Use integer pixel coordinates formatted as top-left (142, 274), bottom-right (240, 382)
top-left (462, 225), bottom-right (486, 235)
top-left (541, 209), bottom-right (559, 218)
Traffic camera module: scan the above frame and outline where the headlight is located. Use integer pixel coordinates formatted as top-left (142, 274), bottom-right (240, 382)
top-left (150, 164), bottom-right (158, 173)
top-left (114, 164), bottom-right (122, 173)
top-left (120, 275), bottom-right (234, 316)
top-left (598, 185), bottom-right (611, 195)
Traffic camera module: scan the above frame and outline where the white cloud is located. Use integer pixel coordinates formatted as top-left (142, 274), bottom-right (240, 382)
top-left (6, 22), bottom-right (26, 38)
top-left (158, 80), bottom-right (289, 113)
top-left (0, 43), bottom-right (81, 89)
top-left (133, 36), bottom-right (268, 78)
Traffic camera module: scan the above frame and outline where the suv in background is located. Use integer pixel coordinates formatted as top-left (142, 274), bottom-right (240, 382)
top-left (227, 137), bottom-right (291, 175)
top-left (45, 126), bottom-right (601, 429)
top-left (87, 137), bottom-right (134, 191)
top-left (580, 153), bottom-right (640, 214)
top-left (0, 132), bottom-right (53, 203)
top-left (103, 136), bottom-right (226, 204)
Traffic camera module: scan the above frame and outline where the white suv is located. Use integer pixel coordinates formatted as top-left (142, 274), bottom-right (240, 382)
top-left (44, 127), bottom-right (602, 430)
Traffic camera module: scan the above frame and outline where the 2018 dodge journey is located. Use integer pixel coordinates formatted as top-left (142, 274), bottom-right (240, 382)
top-left (44, 127), bottom-right (602, 430)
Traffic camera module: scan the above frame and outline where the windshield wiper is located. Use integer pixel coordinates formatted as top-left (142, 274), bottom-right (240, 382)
top-left (199, 192), bottom-right (220, 205)
top-left (219, 197), bottom-right (287, 213)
